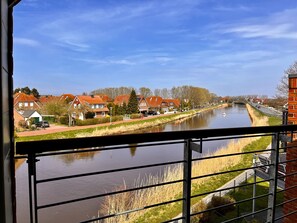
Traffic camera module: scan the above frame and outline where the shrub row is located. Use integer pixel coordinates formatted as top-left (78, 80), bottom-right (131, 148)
top-left (75, 115), bottom-right (124, 126)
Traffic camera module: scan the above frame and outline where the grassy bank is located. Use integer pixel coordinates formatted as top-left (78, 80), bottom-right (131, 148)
top-left (99, 104), bottom-right (276, 223)
top-left (16, 104), bottom-right (227, 142)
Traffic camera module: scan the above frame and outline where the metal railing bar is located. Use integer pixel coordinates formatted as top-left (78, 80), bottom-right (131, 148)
top-left (221, 207), bottom-right (270, 223)
top-left (37, 178), bottom-right (183, 209)
top-left (192, 148), bottom-right (272, 163)
top-left (14, 155), bottom-right (27, 159)
top-left (277, 184), bottom-right (297, 194)
top-left (200, 133), bottom-right (273, 142)
top-left (276, 170), bottom-right (297, 181)
top-left (191, 192), bottom-right (270, 217)
top-left (16, 125), bottom-right (297, 155)
top-left (37, 160), bottom-right (184, 184)
top-left (279, 158), bottom-right (297, 165)
top-left (35, 140), bottom-right (186, 157)
top-left (274, 209), bottom-right (297, 222)
top-left (191, 165), bottom-right (270, 181)
top-left (275, 197), bottom-right (297, 208)
top-left (191, 178), bottom-right (271, 199)
top-left (80, 197), bottom-right (184, 223)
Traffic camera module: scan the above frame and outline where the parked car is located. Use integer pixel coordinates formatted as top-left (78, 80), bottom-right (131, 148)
top-left (148, 111), bottom-right (158, 115)
top-left (35, 121), bottom-right (50, 128)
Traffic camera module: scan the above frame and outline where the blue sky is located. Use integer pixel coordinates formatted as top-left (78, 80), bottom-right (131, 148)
top-left (13, 0), bottom-right (297, 97)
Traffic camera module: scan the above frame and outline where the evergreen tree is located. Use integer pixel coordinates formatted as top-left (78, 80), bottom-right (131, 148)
top-left (127, 89), bottom-right (139, 114)
top-left (31, 88), bottom-right (40, 98)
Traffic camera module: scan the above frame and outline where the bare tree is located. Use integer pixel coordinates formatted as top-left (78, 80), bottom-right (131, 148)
top-left (277, 61), bottom-right (297, 98)
top-left (139, 87), bottom-right (152, 97)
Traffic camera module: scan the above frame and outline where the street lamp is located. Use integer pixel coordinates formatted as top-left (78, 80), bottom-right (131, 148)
top-left (110, 107), bottom-right (113, 125)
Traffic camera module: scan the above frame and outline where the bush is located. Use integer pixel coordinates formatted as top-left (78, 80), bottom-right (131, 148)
top-left (43, 116), bottom-right (56, 123)
top-left (59, 116), bottom-right (69, 125)
top-left (191, 201), bottom-right (209, 223)
top-left (207, 195), bottom-right (236, 215)
top-left (76, 119), bottom-right (99, 126)
top-left (18, 120), bottom-right (27, 129)
top-left (111, 115), bottom-right (123, 122)
top-left (130, 114), bottom-right (142, 119)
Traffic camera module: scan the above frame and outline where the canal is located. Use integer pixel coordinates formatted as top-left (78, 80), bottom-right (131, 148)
top-left (16, 104), bottom-right (251, 223)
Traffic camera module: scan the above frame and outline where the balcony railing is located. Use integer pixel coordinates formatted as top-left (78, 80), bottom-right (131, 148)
top-left (15, 125), bottom-right (297, 223)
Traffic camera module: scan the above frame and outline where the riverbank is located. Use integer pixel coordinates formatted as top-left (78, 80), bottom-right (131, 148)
top-left (16, 104), bottom-right (228, 141)
top-left (100, 104), bottom-right (276, 223)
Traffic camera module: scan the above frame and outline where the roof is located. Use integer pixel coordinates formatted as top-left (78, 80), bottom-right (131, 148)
top-left (18, 110), bottom-right (40, 118)
top-left (76, 95), bottom-right (106, 105)
top-left (94, 94), bottom-right (112, 102)
top-left (60, 94), bottom-right (75, 102)
top-left (146, 96), bottom-right (163, 108)
top-left (14, 92), bottom-right (38, 103)
top-left (114, 95), bottom-right (130, 105)
top-left (162, 99), bottom-right (181, 107)
top-left (39, 95), bottom-right (59, 104)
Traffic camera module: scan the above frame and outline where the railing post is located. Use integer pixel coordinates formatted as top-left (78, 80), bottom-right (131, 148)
top-left (267, 133), bottom-right (280, 223)
top-left (182, 139), bottom-right (192, 223)
top-left (27, 152), bottom-right (39, 223)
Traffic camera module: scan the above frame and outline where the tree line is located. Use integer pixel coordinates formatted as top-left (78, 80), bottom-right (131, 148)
top-left (91, 85), bottom-right (217, 107)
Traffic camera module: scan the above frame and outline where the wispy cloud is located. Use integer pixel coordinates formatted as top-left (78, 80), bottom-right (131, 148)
top-left (14, 37), bottom-right (39, 46)
top-left (214, 5), bottom-right (251, 12)
top-left (55, 39), bottom-right (90, 52)
top-left (79, 58), bottom-right (134, 65)
top-left (219, 8), bottom-right (297, 40)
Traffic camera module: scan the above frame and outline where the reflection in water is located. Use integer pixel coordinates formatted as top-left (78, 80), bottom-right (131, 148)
top-left (129, 144), bottom-right (137, 157)
top-left (56, 149), bottom-right (100, 165)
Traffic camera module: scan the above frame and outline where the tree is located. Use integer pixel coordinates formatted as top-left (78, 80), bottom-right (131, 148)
top-left (31, 88), bottom-right (40, 98)
top-left (139, 87), bottom-right (152, 97)
top-left (21, 86), bottom-right (31, 95)
top-left (276, 61), bottom-right (297, 98)
top-left (39, 98), bottom-right (68, 117)
top-left (127, 89), bottom-right (139, 114)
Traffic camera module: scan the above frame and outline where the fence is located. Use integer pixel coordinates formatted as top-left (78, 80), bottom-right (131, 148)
top-left (15, 125), bottom-right (297, 223)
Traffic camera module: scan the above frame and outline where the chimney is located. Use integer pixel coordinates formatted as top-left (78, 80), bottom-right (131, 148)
top-left (284, 73), bottom-right (297, 222)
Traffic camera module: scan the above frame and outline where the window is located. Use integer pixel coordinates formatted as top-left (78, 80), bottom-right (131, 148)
top-left (19, 102), bottom-right (23, 107)
top-left (30, 102), bottom-right (34, 107)
top-left (74, 104), bottom-right (77, 108)
top-left (24, 102), bottom-right (28, 107)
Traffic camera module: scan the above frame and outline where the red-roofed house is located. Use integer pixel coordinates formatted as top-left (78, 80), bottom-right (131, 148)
top-left (114, 95), bottom-right (130, 106)
top-left (137, 95), bottom-right (149, 113)
top-left (146, 96), bottom-right (163, 112)
top-left (14, 92), bottom-right (40, 110)
top-left (60, 94), bottom-right (75, 103)
top-left (70, 95), bottom-right (109, 120)
top-left (95, 94), bottom-right (113, 103)
top-left (39, 95), bottom-right (59, 104)
top-left (162, 99), bottom-right (181, 112)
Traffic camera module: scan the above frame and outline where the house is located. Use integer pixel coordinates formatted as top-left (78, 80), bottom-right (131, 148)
top-left (39, 95), bottom-right (59, 104)
top-left (60, 94), bottom-right (75, 103)
top-left (14, 109), bottom-right (42, 128)
top-left (95, 94), bottom-right (113, 103)
top-left (70, 95), bottom-right (109, 120)
top-left (114, 95), bottom-right (130, 106)
top-left (137, 95), bottom-right (149, 114)
top-left (14, 92), bottom-right (41, 110)
top-left (146, 96), bottom-right (163, 112)
top-left (161, 99), bottom-right (181, 112)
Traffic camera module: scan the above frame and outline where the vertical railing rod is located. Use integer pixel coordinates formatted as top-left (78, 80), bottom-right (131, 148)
top-left (27, 152), bottom-right (39, 223)
top-left (182, 139), bottom-right (192, 223)
top-left (267, 133), bottom-right (280, 222)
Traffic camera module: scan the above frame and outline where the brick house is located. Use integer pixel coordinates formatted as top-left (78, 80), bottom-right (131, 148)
top-left (13, 92), bottom-right (41, 110)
